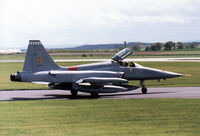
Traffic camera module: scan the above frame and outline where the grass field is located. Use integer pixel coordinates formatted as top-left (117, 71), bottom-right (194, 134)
top-left (0, 99), bottom-right (200, 136)
top-left (0, 61), bottom-right (200, 90)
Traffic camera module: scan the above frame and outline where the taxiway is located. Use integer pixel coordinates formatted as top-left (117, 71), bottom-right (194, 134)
top-left (0, 87), bottom-right (200, 101)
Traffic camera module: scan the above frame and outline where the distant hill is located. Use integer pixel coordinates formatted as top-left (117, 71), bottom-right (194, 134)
top-left (67, 41), bottom-right (200, 50)
top-left (22, 41), bottom-right (200, 51)
top-left (68, 42), bottom-right (152, 50)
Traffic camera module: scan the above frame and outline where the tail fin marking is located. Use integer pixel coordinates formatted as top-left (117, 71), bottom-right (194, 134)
top-left (23, 40), bottom-right (60, 72)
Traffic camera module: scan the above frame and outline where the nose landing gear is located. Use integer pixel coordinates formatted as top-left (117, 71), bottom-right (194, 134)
top-left (140, 80), bottom-right (147, 94)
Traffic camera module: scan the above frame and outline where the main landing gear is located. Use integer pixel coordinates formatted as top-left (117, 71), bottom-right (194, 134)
top-left (140, 80), bottom-right (147, 94)
top-left (90, 92), bottom-right (99, 98)
top-left (71, 90), bottom-right (78, 97)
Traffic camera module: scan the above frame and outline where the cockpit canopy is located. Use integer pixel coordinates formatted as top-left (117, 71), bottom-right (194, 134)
top-left (112, 48), bottom-right (133, 61)
top-left (118, 61), bottom-right (142, 68)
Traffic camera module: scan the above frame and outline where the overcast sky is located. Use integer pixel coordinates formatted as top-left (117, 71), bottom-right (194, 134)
top-left (0, 0), bottom-right (200, 48)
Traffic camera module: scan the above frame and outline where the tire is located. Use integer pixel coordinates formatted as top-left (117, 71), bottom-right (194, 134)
top-left (141, 87), bottom-right (147, 94)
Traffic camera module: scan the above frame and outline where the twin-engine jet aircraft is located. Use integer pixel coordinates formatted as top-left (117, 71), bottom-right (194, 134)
top-left (11, 40), bottom-right (182, 97)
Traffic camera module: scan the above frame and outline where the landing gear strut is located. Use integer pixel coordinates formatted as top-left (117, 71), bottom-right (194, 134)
top-left (71, 90), bottom-right (78, 97)
top-left (140, 80), bottom-right (147, 94)
top-left (90, 92), bottom-right (99, 98)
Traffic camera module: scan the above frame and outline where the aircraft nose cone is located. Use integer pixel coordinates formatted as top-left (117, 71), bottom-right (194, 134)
top-left (162, 71), bottom-right (183, 78)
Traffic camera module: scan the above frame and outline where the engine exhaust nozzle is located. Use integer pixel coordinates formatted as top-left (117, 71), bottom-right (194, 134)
top-left (10, 73), bottom-right (21, 81)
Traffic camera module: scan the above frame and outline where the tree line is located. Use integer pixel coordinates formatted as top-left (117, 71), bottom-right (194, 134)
top-left (119, 41), bottom-right (199, 51)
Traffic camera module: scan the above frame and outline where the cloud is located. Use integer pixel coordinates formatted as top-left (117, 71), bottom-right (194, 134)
top-left (0, 48), bottom-right (22, 54)
top-left (0, 0), bottom-right (200, 47)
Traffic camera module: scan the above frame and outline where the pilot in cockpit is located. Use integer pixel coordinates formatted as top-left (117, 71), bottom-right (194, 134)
top-left (129, 62), bottom-right (135, 67)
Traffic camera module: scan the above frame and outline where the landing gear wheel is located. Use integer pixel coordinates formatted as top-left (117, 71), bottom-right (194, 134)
top-left (71, 90), bottom-right (78, 97)
top-left (91, 92), bottom-right (99, 98)
top-left (140, 80), bottom-right (147, 94)
top-left (141, 87), bottom-right (147, 94)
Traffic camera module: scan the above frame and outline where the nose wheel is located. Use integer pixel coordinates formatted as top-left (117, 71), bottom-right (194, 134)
top-left (140, 80), bottom-right (147, 94)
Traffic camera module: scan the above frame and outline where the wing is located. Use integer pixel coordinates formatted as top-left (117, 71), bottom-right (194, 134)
top-left (76, 77), bottom-right (128, 86)
top-left (48, 77), bottom-right (138, 93)
top-left (74, 77), bottom-right (141, 93)
top-left (32, 82), bottom-right (50, 84)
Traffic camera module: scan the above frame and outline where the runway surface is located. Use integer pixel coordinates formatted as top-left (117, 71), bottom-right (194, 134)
top-left (0, 87), bottom-right (200, 101)
top-left (1, 57), bottom-right (200, 62)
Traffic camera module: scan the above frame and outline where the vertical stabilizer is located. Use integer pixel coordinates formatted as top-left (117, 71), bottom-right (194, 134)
top-left (23, 40), bottom-right (60, 72)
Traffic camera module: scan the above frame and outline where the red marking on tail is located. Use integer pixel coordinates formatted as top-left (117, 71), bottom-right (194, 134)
top-left (68, 66), bottom-right (78, 71)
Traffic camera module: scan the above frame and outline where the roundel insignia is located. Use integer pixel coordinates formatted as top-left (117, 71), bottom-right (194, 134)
top-left (37, 56), bottom-right (43, 64)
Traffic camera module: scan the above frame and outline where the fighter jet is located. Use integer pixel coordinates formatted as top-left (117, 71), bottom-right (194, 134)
top-left (10, 40), bottom-right (182, 97)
